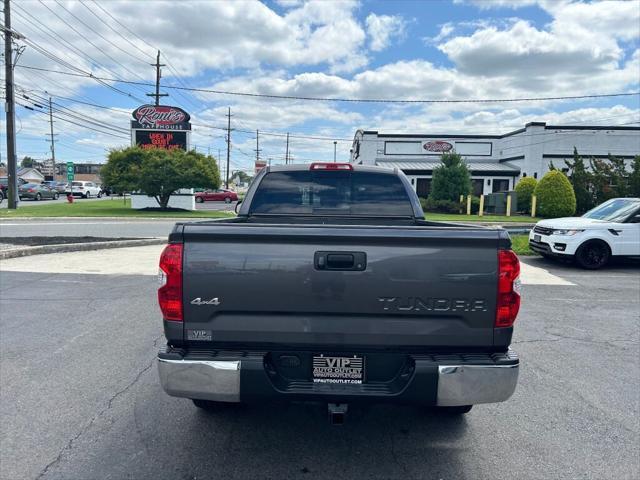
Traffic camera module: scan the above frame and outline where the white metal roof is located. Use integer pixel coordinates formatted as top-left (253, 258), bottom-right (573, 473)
top-left (376, 160), bottom-right (520, 173)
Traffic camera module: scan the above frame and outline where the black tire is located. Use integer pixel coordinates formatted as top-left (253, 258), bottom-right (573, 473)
top-left (35, 193), bottom-right (42, 201)
top-left (97, 192), bottom-right (102, 198)
top-left (85, 192), bottom-right (90, 199)
top-left (224, 197), bottom-right (231, 204)
top-left (435, 405), bottom-right (473, 415)
top-left (53, 193), bottom-right (59, 200)
top-left (192, 399), bottom-right (222, 411)
top-left (195, 196), bottom-right (204, 203)
top-left (575, 240), bottom-right (611, 270)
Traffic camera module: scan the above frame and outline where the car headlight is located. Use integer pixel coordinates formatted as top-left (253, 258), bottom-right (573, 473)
top-left (552, 229), bottom-right (584, 236)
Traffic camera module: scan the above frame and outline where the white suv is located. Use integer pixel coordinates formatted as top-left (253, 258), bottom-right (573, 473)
top-left (66, 181), bottom-right (102, 199)
top-left (529, 197), bottom-right (640, 269)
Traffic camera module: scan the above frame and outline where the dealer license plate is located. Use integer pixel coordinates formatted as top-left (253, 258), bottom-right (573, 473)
top-left (312, 354), bottom-right (364, 384)
top-left (534, 234), bottom-right (541, 242)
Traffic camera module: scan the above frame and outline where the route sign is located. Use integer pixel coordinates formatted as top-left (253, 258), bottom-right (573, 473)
top-left (66, 162), bottom-right (74, 182)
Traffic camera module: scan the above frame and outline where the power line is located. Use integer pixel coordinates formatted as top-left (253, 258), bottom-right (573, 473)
top-left (87, 1), bottom-right (202, 112)
top-left (13, 64), bottom-right (640, 105)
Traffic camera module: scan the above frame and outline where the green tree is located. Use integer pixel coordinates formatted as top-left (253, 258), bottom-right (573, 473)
top-left (514, 177), bottom-right (537, 213)
top-left (607, 154), bottom-right (629, 198)
top-left (20, 156), bottom-right (35, 168)
top-left (629, 156), bottom-right (640, 197)
top-left (564, 147), bottom-right (593, 213)
top-left (534, 170), bottom-right (576, 218)
top-left (589, 157), bottom-right (614, 205)
top-left (101, 147), bottom-right (220, 209)
top-left (428, 152), bottom-right (471, 202)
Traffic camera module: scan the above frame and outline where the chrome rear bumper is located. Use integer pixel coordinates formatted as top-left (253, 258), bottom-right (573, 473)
top-left (158, 358), bottom-right (241, 402)
top-left (158, 350), bottom-right (519, 406)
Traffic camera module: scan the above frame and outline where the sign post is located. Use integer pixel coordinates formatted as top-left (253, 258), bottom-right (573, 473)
top-left (66, 162), bottom-right (74, 202)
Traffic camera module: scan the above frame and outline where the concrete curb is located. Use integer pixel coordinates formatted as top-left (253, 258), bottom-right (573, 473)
top-left (0, 238), bottom-right (166, 260)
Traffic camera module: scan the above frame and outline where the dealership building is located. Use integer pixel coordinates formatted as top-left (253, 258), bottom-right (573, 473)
top-left (350, 123), bottom-right (640, 197)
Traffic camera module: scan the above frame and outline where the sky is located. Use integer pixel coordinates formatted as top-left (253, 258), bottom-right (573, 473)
top-left (2, 0), bottom-right (639, 173)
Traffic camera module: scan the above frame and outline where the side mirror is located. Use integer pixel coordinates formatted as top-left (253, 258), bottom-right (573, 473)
top-left (234, 199), bottom-right (243, 214)
top-left (629, 214), bottom-right (640, 224)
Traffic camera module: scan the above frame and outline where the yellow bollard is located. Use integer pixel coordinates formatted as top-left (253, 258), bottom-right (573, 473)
top-left (531, 195), bottom-right (537, 218)
top-left (459, 194), bottom-right (464, 204)
top-left (466, 195), bottom-right (472, 215)
top-left (506, 194), bottom-right (512, 217)
top-left (479, 195), bottom-right (484, 217)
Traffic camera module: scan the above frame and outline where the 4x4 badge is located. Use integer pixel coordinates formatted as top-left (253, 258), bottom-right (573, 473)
top-left (190, 297), bottom-right (221, 306)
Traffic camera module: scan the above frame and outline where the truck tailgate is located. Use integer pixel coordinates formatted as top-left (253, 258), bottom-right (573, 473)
top-left (181, 223), bottom-right (502, 349)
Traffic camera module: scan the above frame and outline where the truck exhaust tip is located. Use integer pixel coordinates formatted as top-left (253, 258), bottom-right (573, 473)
top-left (328, 403), bottom-right (348, 425)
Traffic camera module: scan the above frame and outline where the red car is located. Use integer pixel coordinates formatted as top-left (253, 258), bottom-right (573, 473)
top-left (195, 188), bottom-right (238, 203)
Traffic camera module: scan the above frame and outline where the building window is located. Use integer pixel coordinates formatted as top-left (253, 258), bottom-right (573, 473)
top-left (416, 178), bottom-right (431, 198)
top-left (472, 179), bottom-right (484, 196)
top-left (492, 179), bottom-right (509, 193)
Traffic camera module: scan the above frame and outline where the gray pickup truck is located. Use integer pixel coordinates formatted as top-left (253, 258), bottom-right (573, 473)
top-left (157, 163), bottom-right (521, 423)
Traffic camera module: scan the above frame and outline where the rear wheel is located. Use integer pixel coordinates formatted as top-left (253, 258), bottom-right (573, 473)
top-left (191, 399), bottom-right (237, 411)
top-left (195, 196), bottom-right (204, 203)
top-left (97, 192), bottom-right (102, 198)
top-left (35, 193), bottom-right (42, 201)
top-left (575, 240), bottom-right (610, 269)
top-left (85, 191), bottom-right (90, 199)
top-left (53, 193), bottom-right (59, 200)
top-left (224, 196), bottom-right (231, 203)
top-left (435, 405), bottom-right (473, 415)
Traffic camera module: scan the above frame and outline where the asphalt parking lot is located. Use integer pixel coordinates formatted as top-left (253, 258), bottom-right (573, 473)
top-left (1, 250), bottom-right (638, 480)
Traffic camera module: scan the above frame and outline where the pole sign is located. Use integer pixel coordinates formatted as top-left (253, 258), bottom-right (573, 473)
top-left (66, 162), bottom-right (74, 181)
top-left (131, 105), bottom-right (191, 151)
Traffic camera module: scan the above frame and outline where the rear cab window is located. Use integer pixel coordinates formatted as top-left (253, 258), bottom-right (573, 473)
top-left (250, 170), bottom-right (415, 217)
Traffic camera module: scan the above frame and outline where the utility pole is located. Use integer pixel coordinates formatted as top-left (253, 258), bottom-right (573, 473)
top-left (333, 141), bottom-right (337, 163)
top-left (225, 107), bottom-right (232, 188)
top-left (285, 132), bottom-right (290, 165)
top-left (48, 97), bottom-right (57, 181)
top-left (4, 0), bottom-right (18, 209)
top-left (254, 129), bottom-right (261, 164)
top-left (147, 50), bottom-right (168, 106)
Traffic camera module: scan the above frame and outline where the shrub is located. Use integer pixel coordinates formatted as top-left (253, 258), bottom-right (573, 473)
top-left (534, 170), bottom-right (576, 218)
top-left (514, 177), bottom-right (537, 213)
top-left (429, 152), bottom-right (472, 202)
top-left (422, 197), bottom-right (462, 213)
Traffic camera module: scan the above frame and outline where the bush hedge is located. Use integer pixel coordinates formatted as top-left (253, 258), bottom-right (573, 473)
top-left (514, 177), bottom-right (537, 213)
top-left (534, 170), bottom-right (576, 218)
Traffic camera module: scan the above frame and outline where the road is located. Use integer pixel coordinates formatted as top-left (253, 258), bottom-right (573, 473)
top-left (1, 250), bottom-right (638, 480)
top-left (0, 202), bottom-right (236, 239)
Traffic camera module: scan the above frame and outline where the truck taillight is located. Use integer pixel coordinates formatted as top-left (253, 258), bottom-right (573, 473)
top-left (310, 163), bottom-right (353, 170)
top-left (496, 249), bottom-right (521, 328)
top-left (158, 243), bottom-right (183, 322)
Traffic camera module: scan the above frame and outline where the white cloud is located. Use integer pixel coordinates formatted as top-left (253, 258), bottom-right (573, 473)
top-left (365, 14), bottom-right (407, 51)
top-left (425, 23), bottom-right (455, 44)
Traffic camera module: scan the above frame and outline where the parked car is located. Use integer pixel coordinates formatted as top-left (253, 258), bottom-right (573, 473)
top-left (65, 181), bottom-right (102, 198)
top-left (195, 188), bottom-right (238, 203)
top-left (0, 177), bottom-right (28, 202)
top-left (157, 163), bottom-right (521, 421)
top-left (529, 197), bottom-right (640, 269)
top-left (0, 177), bottom-right (7, 203)
top-left (18, 182), bottom-right (60, 201)
top-left (42, 181), bottom-right (67, 193)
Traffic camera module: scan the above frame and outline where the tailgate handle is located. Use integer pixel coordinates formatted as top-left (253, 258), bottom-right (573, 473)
top-left (315, 251), bottom-right (366, 271)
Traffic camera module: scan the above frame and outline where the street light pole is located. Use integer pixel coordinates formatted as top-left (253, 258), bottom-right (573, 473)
top-left (333, 141), bottom-right (337, 163)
